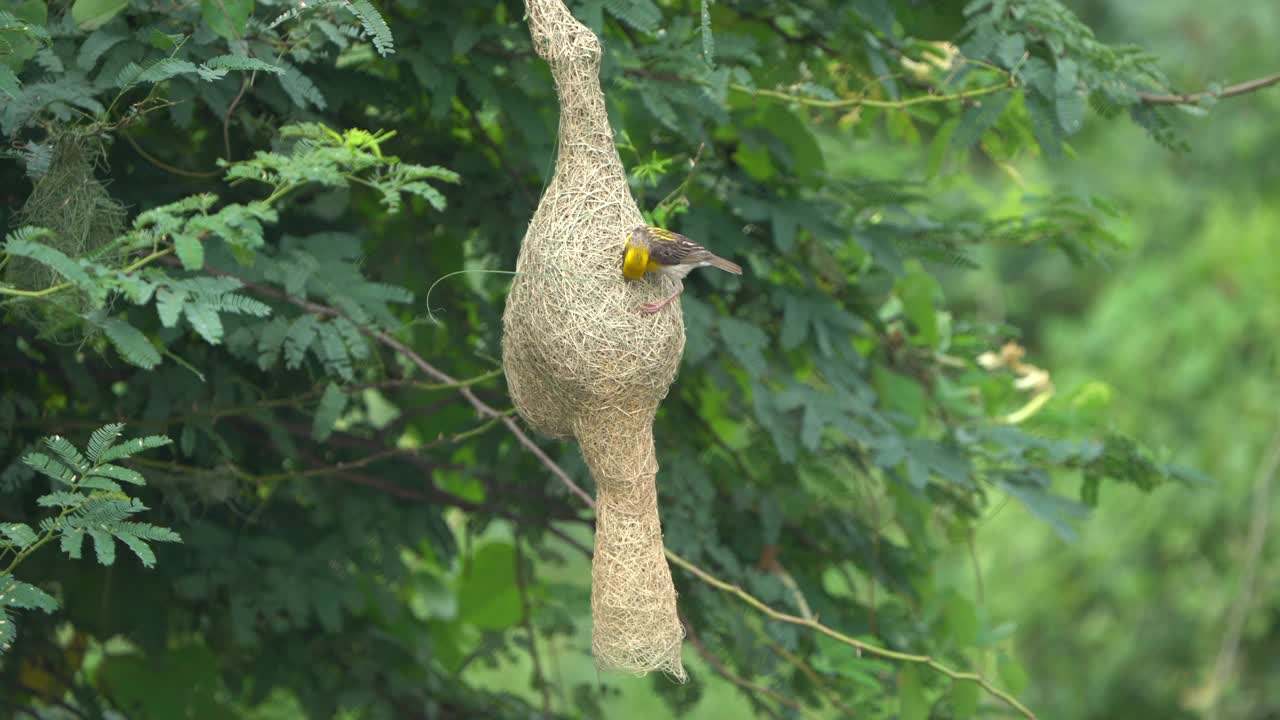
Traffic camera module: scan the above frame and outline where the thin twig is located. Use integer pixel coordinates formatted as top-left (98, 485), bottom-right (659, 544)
top-left (759, 631), bottom-right (858, 717)
top-left (1139, 71), bottom-right (1280, 105)
top-left (223, 74), bottom-right (251, 161)
top-left (516, 538), bottom-right (553, 717)
top-left (221, 270), bottom-right (600, 512)
top-left (1206, 427), bottom-right (1280, 717)
top-left (683, 617), bottom-right (798, 718)
top-left (665, 548), bottom-right (1037, 719)
top-left (121, 130), bottom-right (222, 178)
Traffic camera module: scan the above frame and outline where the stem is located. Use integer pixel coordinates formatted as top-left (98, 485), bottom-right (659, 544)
top-left (1139, 71), bottom-right (1280, 105)
top-left (728, 81), bottom-right (1012, 109)
top-left (664, 548), bottom-right (1038, 719)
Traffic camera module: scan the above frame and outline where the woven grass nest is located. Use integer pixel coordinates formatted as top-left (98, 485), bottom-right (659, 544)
top-left (500, 0), bottom-right (688, 679)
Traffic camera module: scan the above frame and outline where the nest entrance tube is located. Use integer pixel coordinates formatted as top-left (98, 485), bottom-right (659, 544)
top-left (500, 0), bottom-right (687, 679)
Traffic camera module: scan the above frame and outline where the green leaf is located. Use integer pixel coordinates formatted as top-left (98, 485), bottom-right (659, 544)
top-left (88, 528), bottom-right (116, 566)
top-left (700, 0), bottom-right (714, 64)
top-left (0, 576), bottom-right (57, 613)
top-left (950, 90), bottom-right (1012, 155)
top-left (1000, 480), bottom-right (1087, 541)
top-left (102, 319), bottom-right (161, 370)
top-left (0, 65), bottom-right (19, 98)
top-left (718, 316), bottom-right (769, 378)
top-left (79, 475), bottom-right (123, 492)
top-left (88, 464), bottom-right (145, 486)
top-left (1025, 91), bottom-right (1064, 161)
top-left (43, 435), bottom-right (87, 473)
top-left (113, 532), bottom-right (156, 568)
top-left (203, 54), bottom-right (282, 74)
top-left (38, 491), bottom-right (87, 508)
top-left (1055, 59), bottom-right (1085, 134)
top-left (0, 524), bottom-right (38, 549)
top-left (3, 235), bottom-right (91, 287)
top-left (201, 0), bottom-right (253, 42)
top-left (183, 300), bottom-right (224, 344)
top-left (174, 234), bottom-right (204, 270)
top-left (998, 652), bottom-right (1029, 696)
top-left (898, 664), bottom-right (927, 720)
top-left (96, 644), bottom-right (230, 718)
top-left (137, 58), bottom-right (200, 84)
top-left (23, 452), bottom-right (78, 485)
top-left (283, 314), bottom-right (320, 369)
top-left (156, 288), bottom-right (185, 327)
top-left (86, 423), bottom-right (125, 463)
top-left (456, 543), bottom-right (522, 630)
top-left (98, 435), bottom-right (171, 463)
top-left (953, 679), bottom-right (980, 717)
top-left (896, 262), bottom-right (941, 348)
top-left (311, 383), bottom-right (347, 442)
top-left (150, 30), bottom-right (185, 50)
top-left (60, 529), bottom-right (86, 559)
top-left (944, 591), bottom-right (978, 646)
top-left (603, 0), bottom-right (660, 33)
top-left (71, 0), bottom-right (127, 30)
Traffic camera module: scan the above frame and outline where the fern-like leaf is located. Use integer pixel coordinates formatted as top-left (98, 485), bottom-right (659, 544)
top-left (43, 436), bottom-right (87, 475)
top-left (86, 423), bottom-right (125, 463)
top-left (203, 54), bottom-right (284, 75)
top-left (136, 58), bottom-right (200, 84)
top-left (0, 576), bottom-right (57, 613)
top-left (0, 524), bottom-right (38, 550)
top-left (312, 382), bottom-right (348, 441)
top-left (284, 314), bottom-right (320, 369)
top-left (97, 435), bottom-right (171, 463)
top-left (343, 0), bottom-right (395, 56)
top-left (603, 0), bottom-right (662, 33)
top-left (3, 232), bottom-right (91, 287)
top-left (60, 529), bottom-right (86, 560)
top-left (183, 300), bottom-right (224, 344)
top-left (102, 319), bottom-right (162, 370)
top-left (87, 528), bottom-right (116, 566)
top-left (87, 464), bottom-right (145, 486)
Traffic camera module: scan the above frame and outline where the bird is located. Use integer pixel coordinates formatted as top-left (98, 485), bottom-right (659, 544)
top-left (621, 225), bottom-right (742, 313)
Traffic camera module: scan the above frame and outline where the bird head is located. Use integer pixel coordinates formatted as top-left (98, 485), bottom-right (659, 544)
top-left (622, 225), bottom-right (652, 280)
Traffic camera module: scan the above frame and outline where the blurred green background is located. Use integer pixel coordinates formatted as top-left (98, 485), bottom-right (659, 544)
top-left (974, 2), bottom-right (1280, 717)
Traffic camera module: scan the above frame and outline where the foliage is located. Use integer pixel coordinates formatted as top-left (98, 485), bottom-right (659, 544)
top-left (1, 424), bottom-right (179, 654)
top-left (0, 0), bottom-right (1243, 718)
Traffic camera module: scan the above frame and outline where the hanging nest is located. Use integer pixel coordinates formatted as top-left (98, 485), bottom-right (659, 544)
top-left (7, 132), bottom-right (127, 343)
top-left (501, 0), bottom-right (687, 679)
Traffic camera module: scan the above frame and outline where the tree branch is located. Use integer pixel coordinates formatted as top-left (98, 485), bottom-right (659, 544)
top-left (1139, 71), bottom-right (1280, 105)
top-left (664, 549), bottom-right (1037, 719)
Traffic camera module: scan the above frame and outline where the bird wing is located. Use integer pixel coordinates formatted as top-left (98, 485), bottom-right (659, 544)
top-left (648, 229), bottom-right (714, 266)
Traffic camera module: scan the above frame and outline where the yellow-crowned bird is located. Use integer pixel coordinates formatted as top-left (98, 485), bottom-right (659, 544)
top-left (621, 225), bottom-right (742, 313)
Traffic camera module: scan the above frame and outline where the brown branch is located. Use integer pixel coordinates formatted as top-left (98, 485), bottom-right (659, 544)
top-left (222, 74), bottom-right (251, 162)
top-left (1139, 71), bottom-right (1280, 105)
top-left (121, 130), bottom-right (222, 178)
top-left (665, 549), bottom-right (1037, 719)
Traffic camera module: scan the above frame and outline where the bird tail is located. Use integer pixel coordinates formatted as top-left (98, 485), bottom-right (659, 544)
top-left (708, 254), bottom-right (743, 275)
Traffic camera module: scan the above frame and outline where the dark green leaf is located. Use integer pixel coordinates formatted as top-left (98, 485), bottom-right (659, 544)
top-left (71, 0), bottom-right (127, 30)
top-left (201, 0), bottom-right (253, 42)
